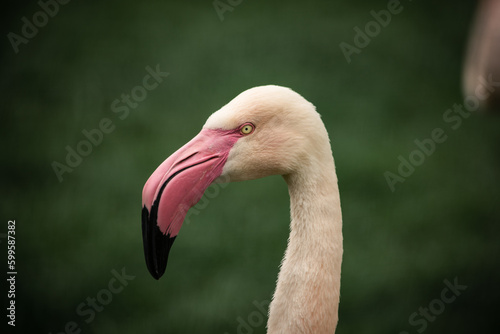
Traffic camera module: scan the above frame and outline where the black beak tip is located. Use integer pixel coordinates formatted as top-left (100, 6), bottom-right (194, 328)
top-left (149, 268), bottom-right (164, 280)
top-left (142, 206), bottom-right (176, 281)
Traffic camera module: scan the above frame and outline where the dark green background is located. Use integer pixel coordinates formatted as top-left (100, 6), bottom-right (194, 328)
top-left (2, 0), bottom-right (499, 333)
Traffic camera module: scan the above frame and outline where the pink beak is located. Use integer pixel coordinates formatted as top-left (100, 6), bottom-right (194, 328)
top-left (142, 128), bottom-right (241, 279)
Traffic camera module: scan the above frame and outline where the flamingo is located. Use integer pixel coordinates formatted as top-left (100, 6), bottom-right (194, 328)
top-left (463, 0), bottom-right (500, 112)
top-left (141, 85), bottom-right (343, 333)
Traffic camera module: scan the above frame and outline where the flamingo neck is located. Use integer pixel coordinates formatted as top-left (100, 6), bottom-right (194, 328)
top-left (267, 158), bottom-right (343, 334)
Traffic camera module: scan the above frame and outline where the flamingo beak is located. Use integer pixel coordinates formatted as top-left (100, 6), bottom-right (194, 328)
top-left (141, 128), bottom-right (240, 279)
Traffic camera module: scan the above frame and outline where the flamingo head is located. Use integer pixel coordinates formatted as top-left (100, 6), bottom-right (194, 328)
top-left (141, 85), bottom-right (330, 279)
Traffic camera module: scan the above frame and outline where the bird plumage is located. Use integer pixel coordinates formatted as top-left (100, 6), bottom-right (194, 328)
top-left (142, 85), bottom-right (343, 333)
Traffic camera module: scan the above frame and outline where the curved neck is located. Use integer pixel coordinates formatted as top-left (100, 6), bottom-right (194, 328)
top-left (267, 157), bottom-right (343, 334)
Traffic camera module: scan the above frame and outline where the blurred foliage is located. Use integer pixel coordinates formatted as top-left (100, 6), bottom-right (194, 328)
top-left (1, 0), bottom-right (499, 333)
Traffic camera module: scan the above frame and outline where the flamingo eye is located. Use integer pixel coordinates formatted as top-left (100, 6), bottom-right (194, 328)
top-left (240, 123), bottom-right (255, 135)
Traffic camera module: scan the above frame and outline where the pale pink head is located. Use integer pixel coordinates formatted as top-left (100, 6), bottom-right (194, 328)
top-left (141, 85), bottom-right (329, 279)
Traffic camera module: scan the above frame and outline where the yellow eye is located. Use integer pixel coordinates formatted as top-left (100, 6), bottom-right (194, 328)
top-left (240, 123), bottom-right (255, 135)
